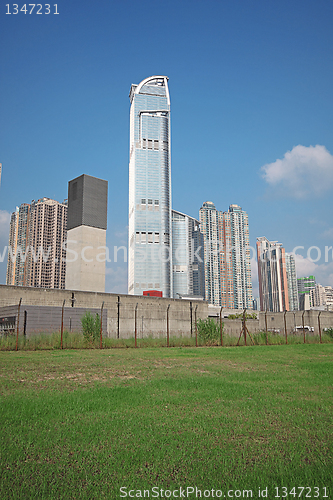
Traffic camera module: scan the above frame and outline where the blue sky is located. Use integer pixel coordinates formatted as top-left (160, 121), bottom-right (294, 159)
top-left (1, 0), bottom-right (333, 294)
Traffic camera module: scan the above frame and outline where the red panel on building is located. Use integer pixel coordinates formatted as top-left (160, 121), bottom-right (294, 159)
top-left (143, 290), bottom-right (163, 297)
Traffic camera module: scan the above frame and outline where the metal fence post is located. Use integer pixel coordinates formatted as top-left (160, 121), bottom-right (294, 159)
top-left (318, 311), bottom-right (322, 344)
top-left (265, 310), bottom-right (268, 345)
top-left (60, 300), bottom-right (65, 349)
top-left (195, 305), bottom-right (198, 347)
top-left (15, 298), bottom-right (22, 351)
top-left (302, 310), bottom-right (306, 344)
top-left (284, 310), bottom-right (288, 345)
top-left (135, 303), bottom-right (138, 348)
top-left (117, 296), bottom-right (120, 339)
top-left (100, 301), bottom-right (104, 349)
top-left (190, 301), bottom-right (193, 337)
top-left (220, 307), bottom-right (223, 346)
top-left (166, 304), bottom-right (170, 347)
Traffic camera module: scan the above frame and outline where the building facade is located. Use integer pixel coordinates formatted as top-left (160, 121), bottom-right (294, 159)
top-left (128, 76), bottom-right (172, 297)
top-left (6, 207), bottom-right (19, 286)
top-left (199, 202), bottom-right (253, 308)
top-left (257, 237), bottom-right (289, 312)
top-left (297, 275), bottom-right (315, 309)
top-left (172, 209), bottom-right (204, 299)
top-left (65, 174), bottom-right (108, 293)
top-left (285, 253), bottom-right (298, 311)
top-left (6, 198), bottom-right (67, 289)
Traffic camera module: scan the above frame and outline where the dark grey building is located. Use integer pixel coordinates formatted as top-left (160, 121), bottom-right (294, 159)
top-left (67, 174), bottom-right (108, 230)
top-left (66, 174), bottom-right (108, 293)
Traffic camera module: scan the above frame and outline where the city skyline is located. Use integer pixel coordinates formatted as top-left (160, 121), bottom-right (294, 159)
top-left (1, 0), bottom-right (333, 294)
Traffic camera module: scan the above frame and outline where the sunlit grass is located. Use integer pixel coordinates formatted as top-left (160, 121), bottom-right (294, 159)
top-left (0, 345), bottom-right (332, 499)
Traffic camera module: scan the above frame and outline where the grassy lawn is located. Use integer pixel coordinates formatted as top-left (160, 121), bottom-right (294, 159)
top-left (0, 344), bottom-right (332, 499)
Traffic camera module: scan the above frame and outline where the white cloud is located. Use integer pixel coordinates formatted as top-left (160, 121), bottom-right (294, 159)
top-left (321, 227), bottom-right (333, 239)
top-left (261, 145), bottom-right (333, 198)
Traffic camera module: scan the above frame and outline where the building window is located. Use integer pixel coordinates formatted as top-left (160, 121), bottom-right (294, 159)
top-left (155, 233), bottom-right (160, 243)
top-left (148, 199), bottom-right (153, 205)
top-left (141, 199), bottom-right (146, 205)
top-left (148, 232), bottom-right (153, 243)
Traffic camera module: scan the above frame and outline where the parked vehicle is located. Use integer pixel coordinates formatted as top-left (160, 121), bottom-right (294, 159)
top-left (293, 325), bottom-right (314, 333)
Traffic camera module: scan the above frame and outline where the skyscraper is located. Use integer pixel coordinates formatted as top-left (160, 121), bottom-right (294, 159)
top-left (297, 275), bottom-right (316, 309)
top-left (285, 253), bottom-right (298, 311)
top-left (199, 202), bottom-right (253, 308)
top-left (128, 76), bottom-right (172, 297)
top-left (256, 237), bottom-right (289, 312)
top-left (172, 209), bottom-right (204, 299)
top-left (6, 207), bottom-right (19, 286)
top-left (6, 198), bottom-right (67, 289)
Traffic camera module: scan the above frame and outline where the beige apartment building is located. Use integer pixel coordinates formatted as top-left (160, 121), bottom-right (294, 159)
top-left (6, 198), bottom-right (67, 289)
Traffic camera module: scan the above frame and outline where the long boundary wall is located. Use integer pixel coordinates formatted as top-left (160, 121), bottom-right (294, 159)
top-left (1, 285), bottom-right (332, 338)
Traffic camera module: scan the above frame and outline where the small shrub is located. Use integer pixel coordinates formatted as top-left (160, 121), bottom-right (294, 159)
top-left (228, 312), bottom-right (257, 320)
top-left (324, 327), bottom-right (333, 339)
top-left (196, 318), bottom-right (222, 345)
top-left (81, 311), bottom-right (101, 343)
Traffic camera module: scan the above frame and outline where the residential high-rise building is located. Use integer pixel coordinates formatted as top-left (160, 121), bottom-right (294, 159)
top-left (172, 209), bottom-right (204, 299)
top-left (6, 198), bottom-right (67, 289)
top-left (297, 275), bottom-right (315, 309)
top-left (311, 283), bottom-right (326, 308)
top-left (256, 237), bottom-right (289, 312)
top-left (199, 202), bottom-right (253, 308)
top-left (128, 76), bottom-right (172, 297)
top-left (6, 207), bottom-right (19, 286)
top-left (198, 202), bottom-right (220, 305)
top-left (65, 174), bottom-right (108, 293)
top-left (285, 253), bottom-right (298, 311)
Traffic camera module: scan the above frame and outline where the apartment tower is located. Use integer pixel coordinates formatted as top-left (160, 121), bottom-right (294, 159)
top-left (6, 198), bottom-right (67, 288)
top-left (199, 202), bottom-right (253, 308)
top-left (172, 209), bottom-right (204, 299)
top-left (128, 76), bottom-right (172, 297)
top-left (256, 237), bottom-right (289, 312)
top-left (285, 253), bottom-right (298, 311)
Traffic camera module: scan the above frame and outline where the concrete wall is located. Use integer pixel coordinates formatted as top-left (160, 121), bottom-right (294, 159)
top-left (0, 285), bottom-right (208, 338)
top-left (0, 304), bottom-right (107, 335)
top-left (1, 285), bottom-right (332, 338)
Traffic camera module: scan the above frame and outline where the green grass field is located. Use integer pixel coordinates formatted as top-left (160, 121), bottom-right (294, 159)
top-left (0, 344), bottom-right (332, 499)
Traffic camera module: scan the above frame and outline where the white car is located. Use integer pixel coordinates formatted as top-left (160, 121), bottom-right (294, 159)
top-left (293, 325), bottom-right (314, 333)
